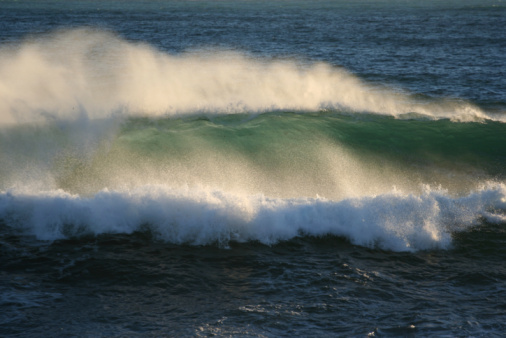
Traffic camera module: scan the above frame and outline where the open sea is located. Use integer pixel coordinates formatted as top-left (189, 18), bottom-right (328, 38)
top-left (1, 1), bottom-right (506, 336)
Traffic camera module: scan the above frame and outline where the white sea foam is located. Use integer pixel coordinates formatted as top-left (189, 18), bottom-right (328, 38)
top-left (1, 183), bottom-right (504, 251)
top-left (0, 29), bottom-right (499, 126)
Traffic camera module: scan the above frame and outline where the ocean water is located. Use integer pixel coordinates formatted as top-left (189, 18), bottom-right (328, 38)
top-left (1, 0), bottom-right (506, 336)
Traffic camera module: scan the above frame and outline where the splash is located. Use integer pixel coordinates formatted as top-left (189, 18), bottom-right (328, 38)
top-left (0, 29), bottom-right (495, 126)
top-left (1, 183), bottom-right (505, 251)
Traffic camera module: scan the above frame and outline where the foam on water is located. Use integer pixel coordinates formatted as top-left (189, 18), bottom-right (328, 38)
top-left (1, 183), bottom-right (505, 251)
top-left (0, 29), bottom-right (499, 126)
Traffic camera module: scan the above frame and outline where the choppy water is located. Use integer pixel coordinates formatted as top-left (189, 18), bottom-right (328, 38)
top-left (1, 1), bottom-right (506, 336)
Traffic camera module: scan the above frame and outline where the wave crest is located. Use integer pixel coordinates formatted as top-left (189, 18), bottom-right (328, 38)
top-left (0, 29), bottom-right (496, 126)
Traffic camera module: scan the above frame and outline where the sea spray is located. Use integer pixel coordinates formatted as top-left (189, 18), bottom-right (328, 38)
top-left (3, 111), bottom-right (505, 196)
top-left (0, 29), bottom-right (495, 126)
top-left (2, 3), bottom-right (506, 336)
top-left (1, 183), bottom-right (505, 251)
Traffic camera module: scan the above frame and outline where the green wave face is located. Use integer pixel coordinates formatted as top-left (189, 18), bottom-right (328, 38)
top-left (38, 111), bottom-right (503, 199)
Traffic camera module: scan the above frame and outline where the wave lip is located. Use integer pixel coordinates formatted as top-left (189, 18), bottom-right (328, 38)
top-left (1, 183), bottom-right (505, 252)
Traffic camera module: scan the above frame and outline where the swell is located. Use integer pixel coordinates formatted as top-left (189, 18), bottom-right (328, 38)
top-left (1, 112), bottom-right (505, 252)
top-left (1, 28), bottom-right (505, 251)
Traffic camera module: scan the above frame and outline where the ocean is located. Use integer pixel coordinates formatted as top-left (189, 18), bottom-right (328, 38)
top-left (1, 0), bottom-right (505, 336)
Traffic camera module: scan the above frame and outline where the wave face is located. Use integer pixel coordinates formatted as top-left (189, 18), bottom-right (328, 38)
top-left (1, 30), bottom-right (505, 251)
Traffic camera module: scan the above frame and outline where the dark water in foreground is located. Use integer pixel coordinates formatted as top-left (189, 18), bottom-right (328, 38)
top-left (1, 1), bottom-right (506, 336)
top-left (2, 227), bottom-right (506, 337)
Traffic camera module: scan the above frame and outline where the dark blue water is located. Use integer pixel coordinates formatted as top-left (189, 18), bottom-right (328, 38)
top-left (1, 1), bottom-right (506, 336)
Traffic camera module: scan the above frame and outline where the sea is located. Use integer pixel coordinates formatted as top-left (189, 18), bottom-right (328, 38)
top-left (1, 0), bottom-right (505, 336)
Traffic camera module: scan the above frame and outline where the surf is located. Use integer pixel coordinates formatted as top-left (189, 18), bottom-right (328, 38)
top-left (1, 183), bottom-right (505, 252)
top-left (1, 29), bottom-right (505, 252)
